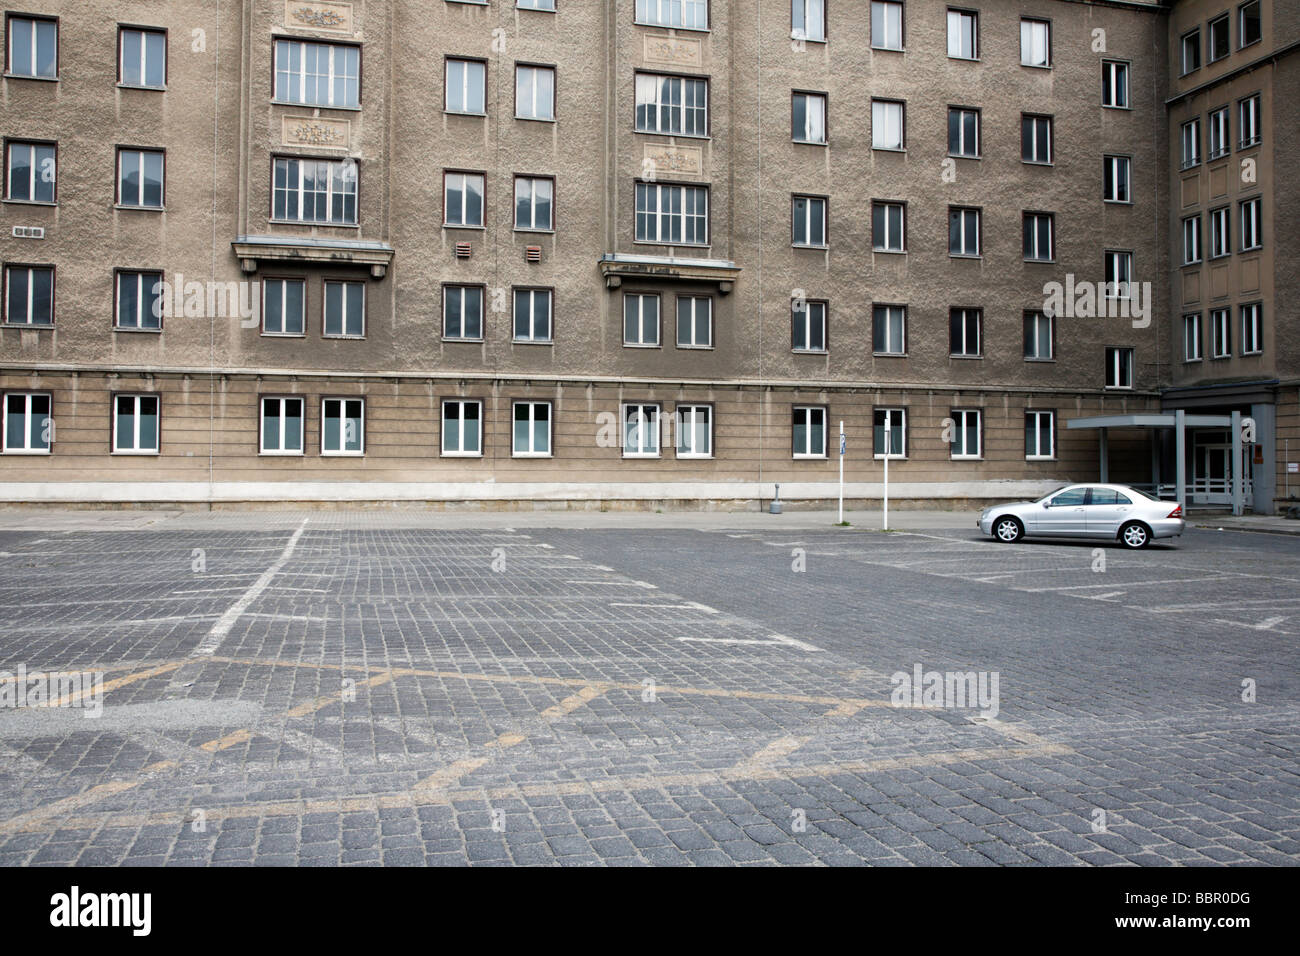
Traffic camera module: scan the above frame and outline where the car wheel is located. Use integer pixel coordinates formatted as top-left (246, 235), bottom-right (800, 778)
top-left (1119, 521), bottom-right (1150, 549)
top-left (993, 516), bottom-right (1024, 543)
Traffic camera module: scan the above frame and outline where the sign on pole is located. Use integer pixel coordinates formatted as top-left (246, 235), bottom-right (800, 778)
top-left (838, 421), bottom-right (845, 524)
top-left (883, 418), bottom-right (891, 531)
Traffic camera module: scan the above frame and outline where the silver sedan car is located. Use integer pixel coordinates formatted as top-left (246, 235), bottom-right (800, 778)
top-left (978, 483), bottom-right (1185, 549)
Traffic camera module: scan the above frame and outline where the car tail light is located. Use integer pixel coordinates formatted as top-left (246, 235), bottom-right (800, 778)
top-left (1167, 504), bottom-right (1183, 518)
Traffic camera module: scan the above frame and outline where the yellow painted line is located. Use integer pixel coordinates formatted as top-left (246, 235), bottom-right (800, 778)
top-left (0, 760), bottom-right (177, 836)
top-left (824, 701), bottom-right (867, 718)
top-left (729, 734), bottom-right (813, 776)
top-left (199, 730), bottom-right (252, 753)
top-left (414, 757), bottom-right (490, 791)
top-left (48, 661), bottom-right (184, 709)
top-left (283, 670), bottom-right (399, 719)
top-left (539, 685), bottom-right (604, 720)
top-left (0, 659), bottom-right (185, 687)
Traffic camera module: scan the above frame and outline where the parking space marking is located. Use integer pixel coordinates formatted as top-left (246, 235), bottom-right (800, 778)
top-left (0, 760), bottom-right (178, 837)
top-left (48, 661), bottom-right (183, 710)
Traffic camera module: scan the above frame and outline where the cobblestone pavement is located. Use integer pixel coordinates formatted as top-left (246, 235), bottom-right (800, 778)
top-left (0, 516), bottom-right (1296, 866)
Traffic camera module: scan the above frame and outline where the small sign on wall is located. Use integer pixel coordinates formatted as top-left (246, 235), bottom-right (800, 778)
top-left (1288, 462), bottom-right (1299, 474)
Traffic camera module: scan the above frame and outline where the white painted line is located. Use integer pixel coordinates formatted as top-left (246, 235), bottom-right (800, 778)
top-left (1018, 576), bottom-right (1219, 593)
top-left (242, 613), bottom-right (332, 623)
top-left (170, 587), bottom-right (248, 595)
top-left (610, 602), bottom-right (702, 610)
top-left (565, 580), bottom-right (657, 588)
top-left (192, 519), bottom-right (309, 656)
top-left (768, 633), bottom-right (823, 652)
top-left (678, 633), bottom-right (821, 652)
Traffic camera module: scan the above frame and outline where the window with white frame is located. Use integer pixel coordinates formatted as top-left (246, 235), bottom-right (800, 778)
top-left (1238, 94), bottom-right (1260, 148)
top-left (622, 403), bottom-right (660, 457)
top-left (1183, 215), bottom-right (1202, 264)
top-left (1183, 313), bottom-right (1202, 361)
top-left (512, 401), bottom-right (551, 456)
top-left (443, 285), bottom-right (484, 340)
top-left (6, 141), bottom-right (55, 202)
top-left (675, 404), bottom-right (712, 458)
top-left (113, 394), bottom-right (159, 453)
top-left (115, 271), bottom-right (162, 331)
top-left (791, 299), bottom-right (826, 352)
top-left (792, 92), bottom-right (827, 144)
top-left (636, 0), bottom-right (707, 30)
top-left (1024, 311), bottom-right (1053, 360)
top-left (1104, 251), bottom-right (1133, 299)
top-left (518, 0), bottom-right (556, 9)
top-left (445, 58), bottom-right (486, 114)
top-left (273, 157), bottom-right (355, 224)
top-left (260, 397), bottom-right (304, 455)
top-left (635, 73), bottom-right (707, 137)
top-left (1022, 114), bottom-right (1052, 163)
top-left (1209, 14), bottom-right (1230, 62)
top-left (792, 0), bottom-right (826, 42)
top-left (119, 27), bottom-right (166, 91)
top-left (1209, 206), bottom-right (1230, 258)
top-left (1020, 18), bottom-right (1050, 67)
top-left (948, 207), bottom-right (980, 257)
top-left (3, 265), bottom-right (53, 326)
top-left (871, 99), bottom-right (904, 150)
top-left (1208, 106), bottom-right (1230, 159)
top-left (1101, 60), bottom-right (1129, 108)
top-left (1181, 29), bottom-right (1201, 74)
top-left (1211, 308), bottom-right (1231, 358)
top-left (873, 305), bottom-right (906, 355)
top-left (948, 107), bottom-right (979, 158)
top-left (873, 408), bottom-right (906, 458)
top-left (263, 278), bottom-right (306, 335)
top-left (1241, 303), bottom-right (1262, 354)
top-left (445, 172), bottom-right (484, 227)
top-left (324, 280), bottom-right (365, 337)
top-left (1105, 347), bottom-right (1134, 388)
top-left (1181, 118), bottom-right (1201, 168)
top-left (514, 175), bottom-right (553, 230)
top-left (1240, 1), bottom-right (1261, 47)
top-left (3, 392), bottom-right (51, 453)
top-left (635, 182), bottom-right (708, 245)
top-left (118, 148), bottom-right (164, 208)
top-left (1025, 410), bottom-right (1054, 459)
top-left (321, 398), bottom-right (363, 455)
top-left (792, 406), bottom-right (826, 458)
top-left (792, 195), bottom-right (826, 247)
top-left (950, 409), bottom-right (981, 459)
top-left (442, 399), bottom-right (482, 456)
top-left (1103, 155), bottom-right (1131, 203)
top-left (624, 293), bottom-right (660, 346)
top-left (6, 15), bottom-right (57, 79)
top-left (949, 308), bottom-right (981, 357)
top-left (676, 295), bottom-right (712, 348)
top-left (1023, 212), bottom-right (1054, 261)
top-left (872, 201), bottom-right (905, 252)
top-left (1240, 197), bottom-right (1261, 250)
top-left (515, 64), bottom-right (555, 121)
top-left (872, 2), bottom-right (904, 50)
top-left (948, 9), bottom-right (978, 59)
top-left (513, 288), bottom-right (552, 342)
top-left (274, 39), bottom-right (358, 108)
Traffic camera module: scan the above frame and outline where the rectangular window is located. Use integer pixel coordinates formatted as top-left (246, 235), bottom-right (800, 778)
top-left (622, 403), bottom-right (660, 457)
top-left (636, 73), bottom-right (707, 137)
top-left (1101, 60), bottom-right (1129, 108)
top-left (1210, 206), bottom-right (1230, 258)
top-left (115, 270), bottom-right (163, 331)
top-left (949, 308), bottom-right (982, 357)
top-left (3, 264), bottom-right (53, 326)
top-left (947, 107), bottom-right (979, 158)
top-left (635, 182), bottom-right (708, 245)
top-left (1238, 94), bottom-right (1260, 148)
top-left (873, 305), bottom-right (906, 355)
top-left (516, 64), bottom-right (555, 121)
top-left (792, 195), bottom-right (827, 247)
top-left (1025, 410), bottom-right (1054, 459)
top-left (1103, 155), bottom-right (1131, 203)
top-left (1181, 29), bottom-right (1201, 74)
top-left (791, 300), bottom-right (827, 352)
top-left (1209, 15), bottom-right (1230, 62)
top-left (948, 207), bottom-right (980, 257)
top-left (3, 392), bottom-right (51, 453)
top-left (113, 394), bottom-right (159, 454)
top-left (792, 0), bottom-right (826, 42)
top-left (322, 280), bottom-right (364, 337)
top-left (442, 399), bottom-right (482, 456)
top-left (6, 15), bottom-right (57, 79)
top-left (321, 398), bottom-right (363, 455)
top-left (948, 9), bottom-right (978, 60)
top-left (1241, 303), bottom-right (1262, 354)
top-left (636, 0), bottom-right (707, 30)
top-left (1023, 213), bottom-right (1054, 261)
top-left (1022, 114), bottom-right (1052, 164)
top-left (1240, 197), bottom-right (1261, 250)
top-left (1024, 311), bottom-right (1053, 360)
top-left (444, 171), bottom-right (485, 227)
top-left (871, 2), bottom-right (904, 50)
top-left (1181, 118), bottom-right (1201, 169)
top-left (1239, 1), bottom-right (1261, 47)
top-left (793, 406), bottom-right (826, 458)
top-left (513, 288), bottom-right (552, 343)
top-left (445, 58), bottom-right (486, 114)
top-left (117, 148), bottom-right (164, 208)
top-left (274, 39), bottom-right (358, 108)
top-left (792, 92), bottom-right (827, 144)
top-left (871, 99), bottom-right (904, 150)
top-left (272, 157), bottom-right (356, 224)
top-left (260, 397), bottom-right (304, 455)
top-left (950, 409), bottom-right (981, 459)
top-left (5, 140), bottom-right (55, 202)
top-left (624, 293), bottom-right (660, 346)
top-left (512, 401), bottom-right (551, 456)
top-left (873, 408), bottom-right (906, 459)
top-left (1183, 215), bottom-right (1202, 264)
top-left (675, 404), bottom-right (712, 458)
top-left (1208, 106), bottom-right (1230, 159)
top-left (514, 175), bottom-right (553, 230)
top-left (1105, 347), bottom-right (1134, 388)
top-left (1183, 313), bottom-right (1202, 362)
top-left (676, 295), bottom-right (712, 348)
top-left (1104, 251), bottom-right (1133, 299)
top-left (1020, 18), bottom-right (1050, 68)
top-left (872, 201), bottom-right (905, 252)
top-left (443, 285), bottom-right (484, 341)
top-left (1211, 308), bottom-right (1231, 358)
top-left (263, 278), bottom-right (306, 335)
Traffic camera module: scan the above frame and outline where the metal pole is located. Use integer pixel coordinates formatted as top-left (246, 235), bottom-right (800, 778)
top-left (838, 420), bottom-right (844, 524)
top-left (883, 418), bottom-right (891, 531)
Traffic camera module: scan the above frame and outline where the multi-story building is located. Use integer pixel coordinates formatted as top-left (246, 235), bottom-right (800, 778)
top-left (0, 0), bottom-right (1293, 511)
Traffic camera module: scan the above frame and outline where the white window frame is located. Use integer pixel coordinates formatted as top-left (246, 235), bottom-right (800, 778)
top-left (1208, 14), bottom-right (1230, 62)
top-left (1239, 197), bottom-right (1261, 251)
top-left (792, 0), bottom-right (826, 43)
top-left (1022, 114), bottom-right (1052, 164)
top-left (947, 9), bottom-right (978, 60)
top-left (512, 400), bottom-right (552, 457)
top-left (115, 270), bottom-right (163, 331)
top-left (263, 278), bottom-right (306, 336)
top-left (1239, 1), bottom-right (1262, 48)
top-left (636, 0), bottom-right (708, 31)
top-left (1181, 29), bottom-right (1201, 75)
top-left (112, 394), bottom-right (160, 455)
top-left (513, 175), bottom-right (553, 231)
top-left (321, 397), bottom-right (364, 456)
top-left (445, 58), bottom-right (487, 115)
top-left (623, 293), bottom-right (660, 347)
top-left (7, 15), bottom-right (57, 79)
top-left (871, 99), bottom-right (905, 150)
top-left (1020, 18), bottom-right (1051, 68)
top-left (117, 148), bottom-right (164, 209)
top-left (1101, 60), bottom-right (1129, 109)
top-left (1025, 410), bottom-right (1055, 460)
top-left (871, 1), bottom-right (904, 51)
top-left (119, 27), bottom-right (165, 89)
top-left (1208, 106), bottom-right (1230, 160)
top-left (443, 285), bottom-right (485, 341)
top-left (635, 73), bottom-right (708, 137)
top-left (441, 399), bottom-right (483, 457)
top-left (872, 201), bottom-right (905, 252)
top-left (1183, 215), bottom-right (1202, 265)
top-left (3, 265), bottom-right (54, 326)
top-left (873, 408), bottom-right (906, 460)
top-left (445, 171), bottom-right (485, 228)
top-left (513, 287), bottom-right (552, 343)
top-left (950, 308), bottom-right (982, 357)
top-left (675, 404), bottom-right (713, 459)
top-left (1023, 213), bottom-right (1054, 262)
top-left (1104, 251), bottom-right (1133, 300)
top-left (1181, 118), bottom-right (1201, 169)
top-left (260, 396), bottom-right (305, 456)
top-left (792, 92), bottom-right (827, 144)
top-left (792, 195), bottom-right (827, 248)
top-left (1183, 313), bottom-right (1202, 362)
top-left (1240, 303), bottom-right (1262, 355)
top-left (272, 156), bottom-right (356, 225)
top-left (622, 403), bottom-right (661, 458)
top-left (792, 300), bottom-right (827, 353)
top-left (5, 140), bottom-right (55, 203)
top-left (873, 305), bottom-right (906, 355)
top-left (950, 409), bottom-right (981, 460)
top-left (949, 206), bottom-right (980, 257)
top-left (792, 405), bottom-right (827, 459)
top-left (1209, 206), bottom-right (1230, 258)
top-left (1211, 308), bottom-right (1231, 358)
top-left (1105, 347), bottom-right (1134, 389)
top-left (2, 391), bottom-right (51, 454)
top-left (1238, 94), bottom-right (1260, 148)
top-left (273, 38), bottom-right (359, 108)
top-left (1103, 155), bottom-right (1131, 203)
top-left (634, 182), bottom-right (708, 246)
top-left (1024, 311), bottom-right (1054, 361)
top-left (515, 64), bottom-right (555, 121)
top-left (676, 295), bottom-right (712, 349)
top-left (323, 280), bottom-right (365, 337)
top-left (948, 107), bottom-right (979, 158)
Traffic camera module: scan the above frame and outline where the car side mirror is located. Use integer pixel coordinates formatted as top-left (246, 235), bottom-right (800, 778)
top-left (1042, 502), bottom-right (1050, 509)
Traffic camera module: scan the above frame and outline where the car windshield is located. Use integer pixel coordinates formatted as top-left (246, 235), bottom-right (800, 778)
top-left (1034, 487), bottom-right (1070, 503)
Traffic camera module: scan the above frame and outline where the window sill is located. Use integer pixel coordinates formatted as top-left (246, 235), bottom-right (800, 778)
top-left (1104, 200), bottom-right (1134, 206)
top-left (1239, 139), bottom-right (1260, 150)
top-left (949, 354), bottom-right (983, 360)
top-left (676, 344), bottom-right (714, 351)
top-left (443, 224), bottom-right (486, 231)
top-left (676, 453), bottom-right (713, 460)
top-left (949, 56), bottom-right (979, 63)
top-left (442, 452), bottom-right (484, 458)
top-left (3, 73), bottom-right (58, 82)
top-left (873, 248), bottom-right (906, 255)
top-left (1024, 357), bottom-right (1056, 363)
top-left (111, 450), bottom-right (160, 456)
top-left (631, 240), bottom-right (711, 250)
top-left (515, 115), bottom-right (557, 124)
top-left (1184, 358), bottom-right (1204, 364)
top-left (118, 83), bottom-right (166, 92)
top-left (1207, 151), bottom-right (1231, 162)
top-left (792, 139), bottom-right (828, 147)
top-left (261, 331), bottom-right (307, 338)
top-left (271, 100), bottom-right (361, 112)
top-left (1024, 258), bottom-right (1056, 265)
top-left (113, 326), bottom-right (162, 334)
top-left (872, 146), bottom-right (906, 154)
top-left (259, 450), bottom-right (305, 457)
top-left (1242, 350), bottom-right (1263, 357)
top-left (512, 452), bottom-right (553, 459)
top-left (636, 21), bottom-right (709, 34)
top-left (1241, 244), bottom-right (1262, 253)
top-left (322, 334), bottom-right (366, 340)
top-left (949, 253), bottom-right (982, 260)
top-left (1025, 456), bottom-right (1057, 462)
top-left (873, 456), bottom-right (907, 461)
top-left (622, 453), bottom-right (662, 460)
top-left (513, 228), bottom-right (555, 235)
top-left (513, 339), bottom-right (553, 346)
top-left (268, 219), bottom-right (359, 229)
top-left (116, 204), bottom-right (165, 212)
top-left (321, 452), bottom-right (365, 457)
top-left (948, 153), bottom-right (981, 161)
top-left (1104, 386), bottom-right (1135, 391)
top-left (951, 456), bottom-right (983, 462)
top-left (2, 198), bottom-right (56, 207)
top-left (1102, 105), bottom-right (1132, 112)
top-left (443, 337), bottom-right (485, 344)
top-left (444, 110), bottom-right (488, 119)
top-left (2, 449), bottom-right (51, 456)
top-left (871, 46), bottom-right (905, 54)
top-left (1020, 63), bottom-right (1052, 71)
top-left (873, 352), bottom-right (908, 358)
top-left (793, 455), bottom-right (828, 461)
top-left (622, 343), bottom-right (662, 349)
top-left (792, 349), bottom-right (828, 356)
top-left (1, 323), bottom-right (54, 330)
top-left (1023, 160), bottom-right (1054, 167)
top-left (793, 244), bottom-right (828, 251)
